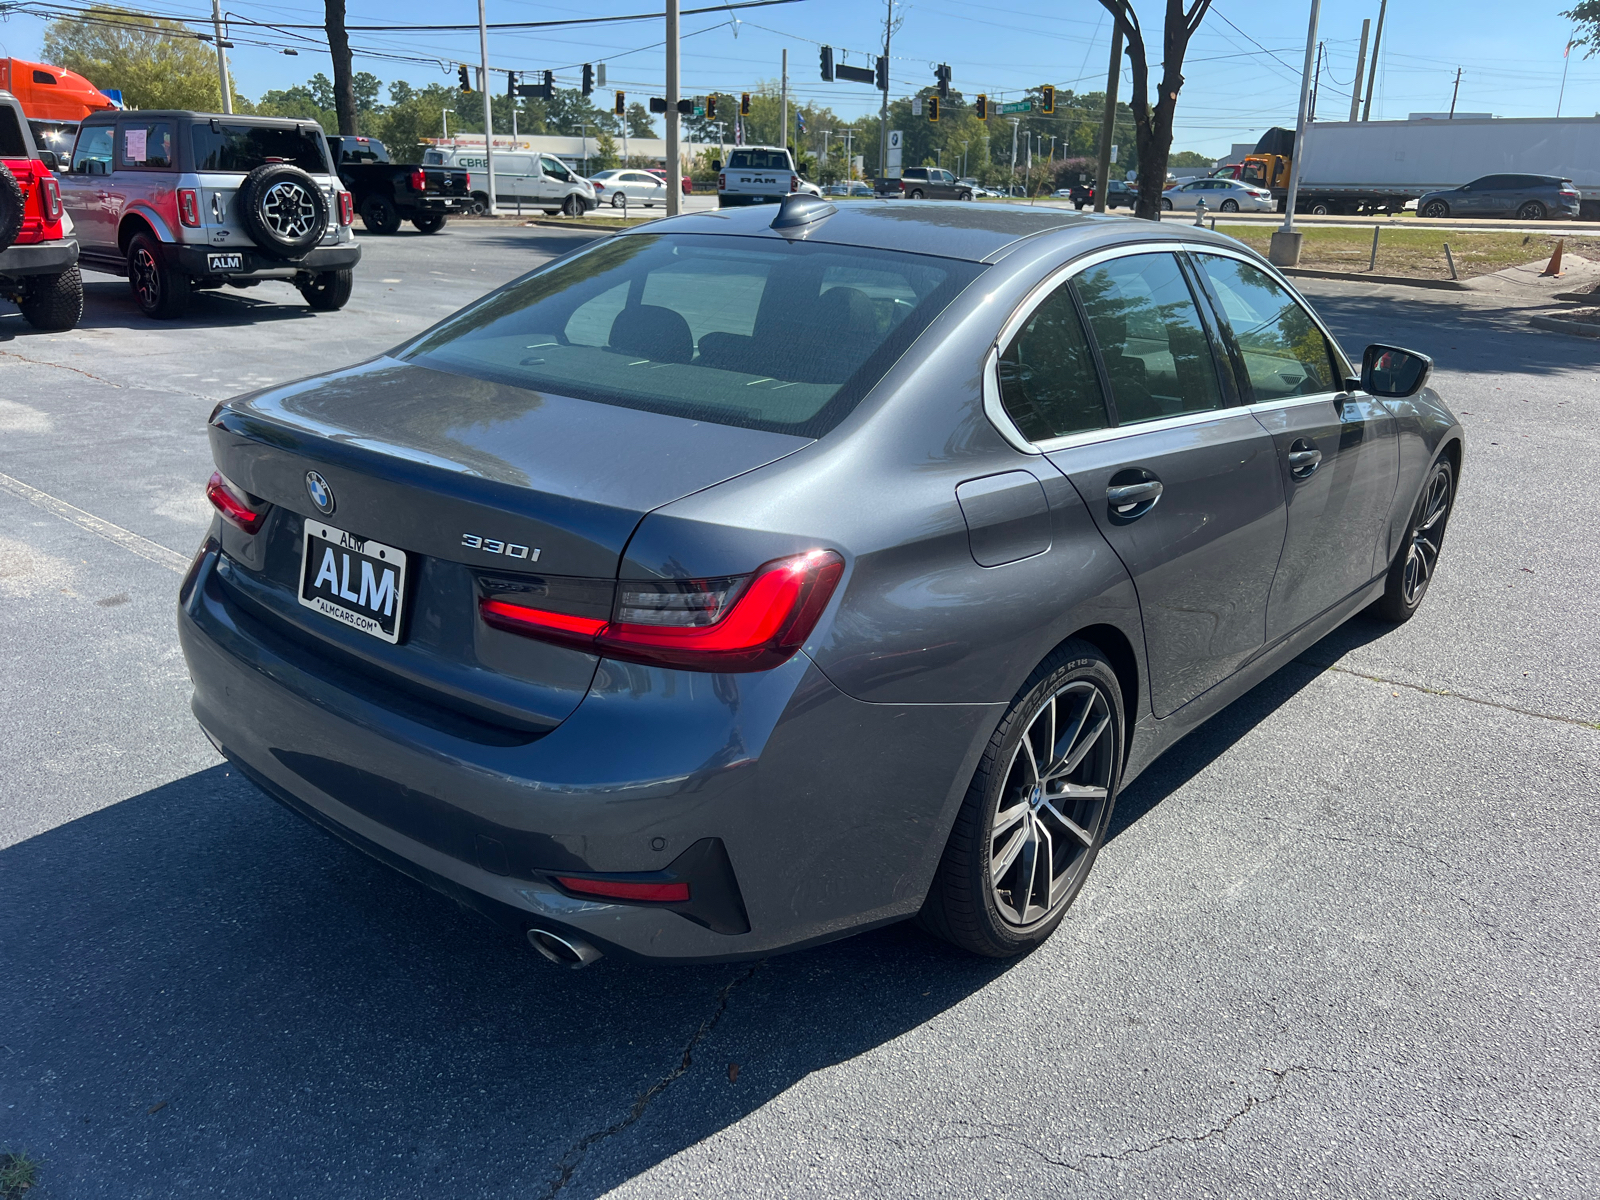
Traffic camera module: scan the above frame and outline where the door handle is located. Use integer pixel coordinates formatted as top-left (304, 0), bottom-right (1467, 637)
top-left (1288, 446), bottom-right (1322, 477)
top-left (1107, 480), bottom-right (1163, 511)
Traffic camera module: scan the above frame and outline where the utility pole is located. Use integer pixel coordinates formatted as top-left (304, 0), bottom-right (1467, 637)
top-left (442, 108), bottom-right (452, 140)
top-left (666, 0), bottom-right (681, 215)
top-left (1361, 0), bottom-right (1386, 121)
top-left (1010, 118), bottom-right (1019, 181)
top-left (1348, 18), bottom-right (1370, 122)
top-left (1094, 25), bottom-right (1122, 213)
top-left (1449, 67), bottom-right (1462, 118)
top-left (878, 0), bottom-right (892, 189)
top-left (780, 48), bottom-right (788, 157)
top-left (1311, 41), bottom-right (1324, 120)
top-left (843, 129), bottom-right (854, 178)
top-left (1270, 0), bottom-right (1321, 266)
top-left (211, 0), bottom-right (232, 113)
top-left (477, 0), bottom-right (496, 215)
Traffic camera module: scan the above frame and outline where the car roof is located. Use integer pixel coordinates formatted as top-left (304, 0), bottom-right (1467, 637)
top-left (623, 200), bottom-right (1250, 264)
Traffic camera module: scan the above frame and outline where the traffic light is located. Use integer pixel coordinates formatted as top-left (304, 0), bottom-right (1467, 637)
top-left (649, 96), bottom-right (667, 113)
top-left (676, 98), bottom-right (693, 114)
top-left (820, 45), bottom-right (834, 82)
top-left (927, 95), bottom-right (939, 122)
top-left (706, 94), bottom-right (717, 118)
top-left (875, 56), bottom-right (888, 91)
top-left (506, 71), bottom-right (517, 99)
top-left (1040, 84), bottom-right (1055, 115)
top-left (975, 93), bottom-right (987, 120)
top-left (457, 64), bottom-right (471, 92)
top-left (615, 90), bottom-right (625, 116)
top-left (582, 64), bottom-right (594, 96)
top-left (740, 92), bottom-right (751, 115)
top-left (935, 63), bottom-right (950, 99)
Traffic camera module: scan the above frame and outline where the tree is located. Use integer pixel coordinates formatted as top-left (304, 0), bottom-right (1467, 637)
top-left (594, 130), bottom-right (620, 171)
top-left (1168, 150), bottom-right (1213, 167)
top-left (1564, 1), bottom-right (1600, 54)
top-left (1095, 0), bottom-right (1214, 219)
top-left (324, 0), bottom-right (358, 135)
top-left (256, 83), bottom-right (334, 130)
top-left (625, 102), bottom-right (657, 139)
top-left (42, 5), bottom-right (242, 110)
top-left (543, 88), bottom-right (619, 137)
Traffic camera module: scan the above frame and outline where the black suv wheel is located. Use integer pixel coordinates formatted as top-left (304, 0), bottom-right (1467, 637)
top-left (299, 268), bottom-right (354, 311)
top-left (19, 265), bottom-right (83, 330)
top-left (127, 232), bottom-right (189, 319)
top-left (361, 195), bottom-right (402, 235)
top-left (237, 164), bottom-right (328, 259)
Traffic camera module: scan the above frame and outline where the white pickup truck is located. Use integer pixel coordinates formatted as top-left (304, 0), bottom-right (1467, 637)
top-left (714, 145), bottom-right (822, 207)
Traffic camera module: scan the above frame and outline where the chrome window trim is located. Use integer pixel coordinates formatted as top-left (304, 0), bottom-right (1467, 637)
top-left (1033, 405), bottom-right (1256, 455)
top-left (982, 345), bottom-right (1039, 454)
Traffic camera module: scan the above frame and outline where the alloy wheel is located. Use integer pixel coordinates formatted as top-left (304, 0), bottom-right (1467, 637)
top-left (261, 181), bottom-right (318, 238)
top-left (1402, 466), bottom-right (1452, 606)
top-left (989, 680), bottom-right (1115, 927)
top-left (131, 246), bottom-right (160, 310)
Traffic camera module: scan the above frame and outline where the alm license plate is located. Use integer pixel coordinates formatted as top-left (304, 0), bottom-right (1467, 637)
top-left (299, 521), bottom-right (408, 644)
top-left (208, 252), bottom-right (244, 272)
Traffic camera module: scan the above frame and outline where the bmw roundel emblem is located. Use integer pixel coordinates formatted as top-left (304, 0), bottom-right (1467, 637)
top-left (305, 470), bottom-right (335, 515)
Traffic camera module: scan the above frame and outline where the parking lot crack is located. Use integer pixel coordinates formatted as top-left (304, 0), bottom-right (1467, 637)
top-left (1308, 660), bottom-right (1600, 731)
top-left (539, 961), bottom-right (763, 1198)
top-left (0, 349), bottom-right (125, 389)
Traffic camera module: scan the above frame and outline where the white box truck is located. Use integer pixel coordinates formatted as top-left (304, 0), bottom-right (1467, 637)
top-left (1232, 117), bottom-right (1600, 217)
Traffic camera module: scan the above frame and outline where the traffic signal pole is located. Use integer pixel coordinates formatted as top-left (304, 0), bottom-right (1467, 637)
top-left (1093, 25), bottom-right (1121, 213)
top-left (477, 0), bottom-right (497, 215)
top-left (666, 0), bottom-right (681, 216)
top-left (879, 0), bottom-right (891, 190)
top-left (781, 49), bottom-right (788, 158)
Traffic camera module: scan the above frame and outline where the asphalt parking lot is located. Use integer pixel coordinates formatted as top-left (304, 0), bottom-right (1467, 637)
top-left (2, 221), bottom-right (1597, 1199)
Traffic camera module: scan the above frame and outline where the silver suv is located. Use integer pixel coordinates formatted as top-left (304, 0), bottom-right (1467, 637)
top-left (58, 111), bottom-right (359, 319)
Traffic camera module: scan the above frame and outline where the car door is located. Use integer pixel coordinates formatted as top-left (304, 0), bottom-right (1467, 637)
top-left (1188, 251), bottom-right (1400, 642)
top-left (59, 121), bottom-right (117, 254)
top-left (1036, 249), bottom-right (1287, 717)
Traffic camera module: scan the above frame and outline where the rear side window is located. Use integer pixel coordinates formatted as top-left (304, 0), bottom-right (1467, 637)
top-left (422, 150), bottom-right (444, 165)
top-left (1194, 255), bottom-right (1337, 402)
top-left (727, 150), bottom-right (789, 171)
top-left (71, 124), bottom-right (114, 175)
top-left (192, 123), bottom-right (328, 173)
top-left (119, 121), bottom-right (172, 169)
top-left (996, 282), bottom-right (1109, 441)
top-left (0, 106), bottom-right (27, 158)
top-left (1072, 253), bottom-right (1223, 425)
top-left (400, 234), bottom-right (982, 437)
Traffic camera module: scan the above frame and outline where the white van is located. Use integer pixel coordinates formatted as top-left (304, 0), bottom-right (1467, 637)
top-left (420, 148), bottom-right (596, 216)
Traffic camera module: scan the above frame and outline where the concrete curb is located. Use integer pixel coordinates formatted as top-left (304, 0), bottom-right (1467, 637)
top-left (1276, 266), bottom-right (1469, 291)
top-left (1529, 313), bottom-right (1600, 337)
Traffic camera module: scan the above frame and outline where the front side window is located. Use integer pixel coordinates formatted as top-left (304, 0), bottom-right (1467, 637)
top-left (540, 155), bottom-right (572, 181)
top-left (996, 281), bottom-right (1109, 441)
top-left (71, 124), bottom-right (114, 175)
top-left (192, 123), bottom-right (329, 173)
top-left (1072, 253), bottom-right (1223, 425)
top-left (400, 234), bottom-right (981, 437)
top-left (1193, 255), bottom-right (1337, 402)
top-left (119, 121), bottom-right (172, 169)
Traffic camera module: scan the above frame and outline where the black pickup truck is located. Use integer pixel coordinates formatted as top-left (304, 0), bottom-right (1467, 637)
top-left (326, 135), bottom-right (470, 234)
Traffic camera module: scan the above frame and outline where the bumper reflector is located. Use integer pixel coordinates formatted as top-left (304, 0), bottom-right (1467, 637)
top-left (554, 877), bottom-right (691, 903)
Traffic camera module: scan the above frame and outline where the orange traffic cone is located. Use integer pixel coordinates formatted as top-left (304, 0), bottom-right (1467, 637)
top-left (1541, 239), bottom-right (1565, 277)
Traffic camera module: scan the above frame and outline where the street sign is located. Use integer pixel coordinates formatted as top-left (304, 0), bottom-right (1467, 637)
top-left (911, 97), bottom-right (922, 116)
top-left (1110, 144), bottom-right (1119, 163)
top-left (1000, 100), bottom-right (1032, 114)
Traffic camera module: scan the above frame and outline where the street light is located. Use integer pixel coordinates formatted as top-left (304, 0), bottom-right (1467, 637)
top-left (442, 108), bottom-right (453, 140)
top-left (1270, 0), bottom-right (1322, 265)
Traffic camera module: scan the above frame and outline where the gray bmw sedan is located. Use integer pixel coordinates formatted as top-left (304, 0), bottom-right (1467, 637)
top-left (180, 197), bottom-right (1462, 965)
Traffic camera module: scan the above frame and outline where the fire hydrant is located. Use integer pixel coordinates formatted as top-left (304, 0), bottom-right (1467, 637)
top-left (1193, 197), bottom-right (1208, 226)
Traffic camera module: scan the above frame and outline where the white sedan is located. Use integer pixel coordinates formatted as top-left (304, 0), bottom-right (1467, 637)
top-left (589, 169), bottom-right (669, 209)
top-left (1161, 178), bottom-right (1275, 213)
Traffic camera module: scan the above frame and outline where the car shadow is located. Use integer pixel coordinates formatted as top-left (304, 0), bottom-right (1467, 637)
top-left (70, 274), bottom-right (329, 331)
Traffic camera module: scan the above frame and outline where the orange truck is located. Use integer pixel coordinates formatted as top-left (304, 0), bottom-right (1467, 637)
top-left (0, 57), bottom-right (117, 155)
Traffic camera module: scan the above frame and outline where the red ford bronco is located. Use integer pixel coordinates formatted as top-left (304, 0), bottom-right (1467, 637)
top-left (0, 88), bottom-right (82, 331)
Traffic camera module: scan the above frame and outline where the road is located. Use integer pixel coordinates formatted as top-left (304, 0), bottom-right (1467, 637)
top-left (2, 223), bottom-right (1596, 1200)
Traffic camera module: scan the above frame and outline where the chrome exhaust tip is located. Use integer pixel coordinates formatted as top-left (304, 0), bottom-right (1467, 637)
top-left (527, 927), bottom-right (603, 969)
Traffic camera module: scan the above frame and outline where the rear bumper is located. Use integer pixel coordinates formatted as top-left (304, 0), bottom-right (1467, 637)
top-left (178, 539), bottom-right (999, 963)
top-left (410, 196), bottom-right (470, 213)
top-left (0, 238), bottom-right (78, 279)
top-left (172, 242), bottom-right (362, 278)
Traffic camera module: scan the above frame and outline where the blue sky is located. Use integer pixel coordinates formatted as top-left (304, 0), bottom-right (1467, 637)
top-left (3, 0), bottom-right (1598, 155)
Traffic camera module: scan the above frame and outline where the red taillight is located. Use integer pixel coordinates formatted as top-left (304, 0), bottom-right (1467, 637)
top-left (790, 175), bottom-right (798, 192)
top-left (338, 190), bottom-right (354, 225)
top-left (593, 180), bottom-right (606, 191)
top-left (206, 470), bottom-right (267, 533)
top-left (480, 549), bottom-right (845, 672)
top-left (553, 877), bottom-right (691, 903)
top-left (177, 187), bottom-right (201, 228)
top-left (718, 172), bottom-right (726, 190)
top-left (40, 173), bottom-right (63, 222)
top-left (899, 179), bottom-right (907, 192)
top-left (409, 167), bottom-right (426, 192)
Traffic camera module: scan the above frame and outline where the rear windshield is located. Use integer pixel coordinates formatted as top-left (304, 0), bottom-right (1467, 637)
top-left (399, 234), bottom-right (982, 437)
top-left (332, 138), bottom-right (389, 164)
top-left (192, 123), bottom-right (329, 173)
top-left (727, 149), bottom-right (789, 171)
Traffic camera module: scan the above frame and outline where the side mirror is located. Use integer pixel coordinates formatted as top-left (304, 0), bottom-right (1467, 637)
top-left (37, 150), bottom-right (60, 171)
top-left (1361, 344), bottom-right (1432, 398)
top-left (711, 159), bottom-right (721, 172)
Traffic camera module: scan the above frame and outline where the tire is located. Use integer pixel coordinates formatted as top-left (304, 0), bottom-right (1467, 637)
top-left (1220, 199), bottom-right (1239, 212)
top-left (909, 188), bottom-right (925, 200)
top-left (360, 195), bottom-right (402, 235)
top-left (411, 214), bottom-right (447, 233)
top-left (126, 232), bottom-right (189, 319)
top-left (919, 641), bottom-right (1123, 957)
top-left (235, 164), bottom-right (327, 260)
top-left (562, 194), bottom-right (584, 217)
top-left (1310, 201), bottom-right (1332, 215)
top-left (298, 268), bottom-right (354, 311)
top-left (1421, 200), bottom-right (1450, 219)
top-left (960, 191), bottom-right (973, 201)
top-left (1517, 200), bottom-right (1546, 221)
top-left (0, 164), bottom-right (23, 252)
top-left (1374, 457), bottom-right (1455, 624)
top-left (610, 191), bottom-right (628, 208)
top-left (18, 264), bottom-right (83, 330)
top-left (1161, 198), bottom-right (1173, 211)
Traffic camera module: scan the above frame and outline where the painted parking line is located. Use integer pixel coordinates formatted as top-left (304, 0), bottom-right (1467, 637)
top-left (0, 471), bottom-right (191, 575)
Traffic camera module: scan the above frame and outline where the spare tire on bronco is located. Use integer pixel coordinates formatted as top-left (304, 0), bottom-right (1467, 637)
top-left (235, 163), bottom-right (328, 261)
